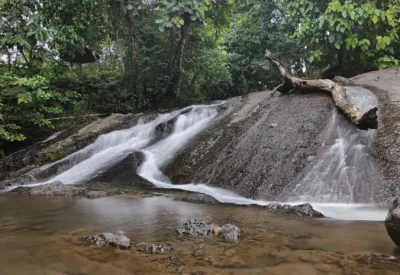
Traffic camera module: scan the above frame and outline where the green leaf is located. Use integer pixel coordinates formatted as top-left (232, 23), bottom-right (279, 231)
top-left (21, 6), bottom-right (31, 13)
top-left (18, 92), bottom-right (33, 104)
top-left (329, 34), bottom-right (336, 43)
top-left (372, 15), bottom-right (378, 24)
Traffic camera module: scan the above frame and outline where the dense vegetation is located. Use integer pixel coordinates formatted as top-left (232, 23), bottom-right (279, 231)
top-left (1, 0), bottom-right (399, 146)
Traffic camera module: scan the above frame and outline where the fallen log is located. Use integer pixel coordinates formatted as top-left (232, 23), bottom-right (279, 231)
top-left (264, 50), bottom-right (378, 130)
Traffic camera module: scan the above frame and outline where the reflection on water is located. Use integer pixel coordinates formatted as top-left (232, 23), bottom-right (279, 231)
top-left (0, 195), bottom-right (398, 274)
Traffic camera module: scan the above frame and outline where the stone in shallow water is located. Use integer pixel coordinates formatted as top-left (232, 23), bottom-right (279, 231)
top-left (385, 197), bottom-right (400, 246)
top-left (179, 193), bottom-right (219, 204)
top-left (264, 203), bottom-right (293, 210)
top-left (219, 224), bottom-right (241, 241)
top-left (175, 219), bottom-right (217, 236)
top-left (137, 243), bottom-right (171, 254)
top-left (86, 231), bottom-right (131, 249)
top-left (176, 219), bottom-right (241, 241)
top-left (28, 181), bottom-right (78, 197)
top-left (291, 203), bottom-right (324, 218)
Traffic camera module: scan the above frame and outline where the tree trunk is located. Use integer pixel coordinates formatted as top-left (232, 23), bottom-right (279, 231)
top-left (338, 44), bottom-right (352, 77)
top-left (118, 0), bottom-right (144, 111)
top-left (264, 50), bottom-right (378, 130)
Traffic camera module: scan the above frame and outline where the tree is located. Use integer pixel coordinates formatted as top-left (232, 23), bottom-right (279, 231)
top-left (276, 0), bottom-right (400, 77)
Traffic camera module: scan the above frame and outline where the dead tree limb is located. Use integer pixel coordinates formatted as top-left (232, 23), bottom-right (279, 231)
top-left (264, 50), bottom-right (378, 130)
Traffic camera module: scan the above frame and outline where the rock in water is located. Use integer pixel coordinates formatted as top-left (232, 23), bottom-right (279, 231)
top-left (176, 219), bottom-right (217, 236)
top-left (219, 224), bottom-right (241, 241)
top-left (137, 243), bottom-right (171, 254)
top-left (385, 198), bottom-right (400, 246)
top-left (178, 193), bottom-right (219, 204)
top-left (27, 181), bottom-right (78, 196)
top-left (86, 231), bottom-right (131, 249)
top-left (291, 203), bottom-right (324, 218)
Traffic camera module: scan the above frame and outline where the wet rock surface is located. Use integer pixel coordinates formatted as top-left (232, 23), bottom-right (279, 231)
top-left (219, 224), bottom-right (241, 241)
top-left (176, 219), bottom-right (241, 241)
top-left (176, 219), bottom-right (217, 237)
top-left (13, 181), bottom-right (121, 198)
top-left (291, 203), bottom-right (325, 218)
top-left (165, 91), bottom-right (335, 200)
top-left (88, 151), bottom-right (149, 186)
top-left (137, 242), bottom-right (171, 254)
top-left (249, 202), bottom-right (324, 218)
top-left (86, 231), bottom-right (131, 249)
top-left (0, 113), bottom-right (139, 186)
top-left (15, 181), bottom-right (78, 197)
top-left (178, 193), bottom-right (220, 204)
top-left (385, 197), bottom-right (400, 246)
top-left (336, 68), bottom-right (400, 203)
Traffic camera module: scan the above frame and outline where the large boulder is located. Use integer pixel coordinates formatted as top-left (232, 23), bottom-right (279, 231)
top-left (86, 231), bottom-right (131, 249)
top-left (385, 197), bottom-right (400, 246)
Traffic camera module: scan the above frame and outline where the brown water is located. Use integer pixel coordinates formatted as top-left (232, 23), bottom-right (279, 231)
top-left (0, 194), bottom-right (399, 274)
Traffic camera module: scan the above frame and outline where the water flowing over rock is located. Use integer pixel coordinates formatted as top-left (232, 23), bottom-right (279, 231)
top-left (385, 197), bottom-right (400, 246)
top-left (2, 68), bottom-right (399, 221)
top-left (336, 67), bottom-right (400, 203)
top-left (86, 231), bottom-right (131, 249)
top-left (0, 113), bottom-right (137, 186)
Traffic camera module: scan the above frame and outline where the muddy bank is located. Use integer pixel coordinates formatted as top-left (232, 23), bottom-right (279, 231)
top-left (336, 67), bottom-right (400, 203)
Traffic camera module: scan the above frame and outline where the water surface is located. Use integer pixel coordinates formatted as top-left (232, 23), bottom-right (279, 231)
top-left (0, 195), bottom-right (397, 274)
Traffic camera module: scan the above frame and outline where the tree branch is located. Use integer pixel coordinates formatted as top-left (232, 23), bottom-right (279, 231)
top-left (264, 50), bottom-right (378, 130)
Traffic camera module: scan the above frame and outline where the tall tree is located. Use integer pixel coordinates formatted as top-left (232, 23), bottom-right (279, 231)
top-left (275, 0), bottom-right (400, 77)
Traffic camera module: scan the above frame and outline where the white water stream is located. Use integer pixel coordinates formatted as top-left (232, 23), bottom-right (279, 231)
top-left (9, 88), bottom-right (387, 221)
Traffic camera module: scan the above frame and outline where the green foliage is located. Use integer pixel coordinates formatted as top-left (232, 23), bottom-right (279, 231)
top-left (1, 0), bottom-right (399, 147)
top-left (0, 72), bottom-right (77, 142)
top-left (225, 0), bottom-right (307, 93)
top-left (276, 0), bottom-right (400, 71)
top-left (156, 0), bottom-right (215, 31)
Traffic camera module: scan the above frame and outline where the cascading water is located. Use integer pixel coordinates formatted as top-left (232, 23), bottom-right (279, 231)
top-left (287, 87), bottom-right (379, 203)
top-left (10, 87), bottom-right (387, 220)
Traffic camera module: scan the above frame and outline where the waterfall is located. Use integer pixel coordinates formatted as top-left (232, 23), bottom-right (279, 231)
top-left (9, 88), bottom-right (386, 220)
top-left (287, 87), bottom-right (379, 203)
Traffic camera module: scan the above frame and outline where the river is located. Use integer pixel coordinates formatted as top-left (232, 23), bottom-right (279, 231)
top-left (0, 194), bottom-right (397, 274)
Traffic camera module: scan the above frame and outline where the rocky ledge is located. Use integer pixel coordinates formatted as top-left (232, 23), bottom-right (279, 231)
top-left (385, 197), bottom-right (400, 246)
top-left (13, 181), bottom-right (121, 198)
top-left (178, 193), bottom-right (325, 218)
